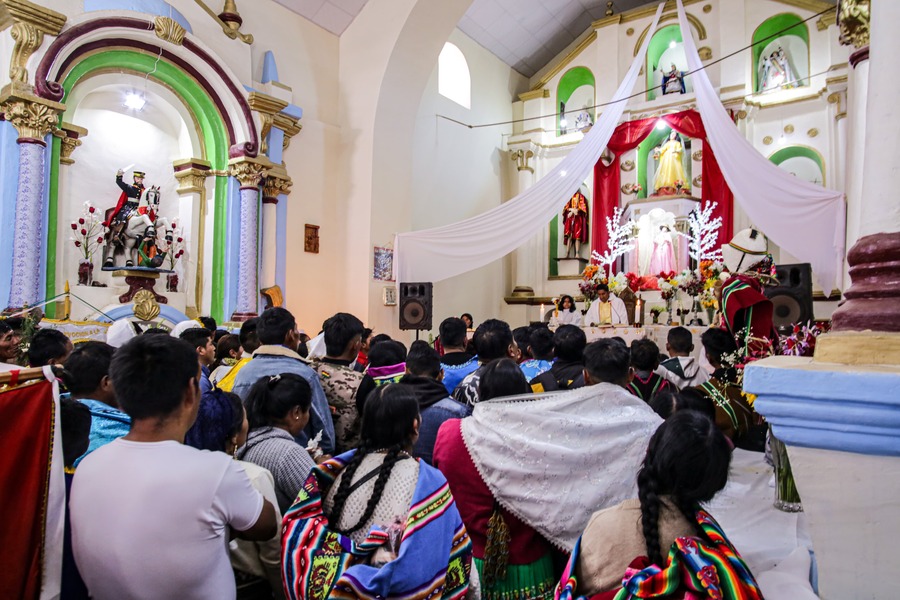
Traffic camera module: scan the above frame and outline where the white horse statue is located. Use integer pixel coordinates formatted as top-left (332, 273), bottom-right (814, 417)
top-left (103, 186), bottom-right (173, 269)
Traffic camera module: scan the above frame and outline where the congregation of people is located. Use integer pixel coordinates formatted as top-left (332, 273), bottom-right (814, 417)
top-left (7, 303), bottom-right (769, 600)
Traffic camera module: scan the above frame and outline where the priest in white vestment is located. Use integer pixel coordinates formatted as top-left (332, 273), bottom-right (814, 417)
top-left (584, 284), bottom-right (629, 326)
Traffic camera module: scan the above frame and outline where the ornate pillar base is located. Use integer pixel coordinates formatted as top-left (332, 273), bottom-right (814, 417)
top-left (831, 232), bottom-right (900, 332)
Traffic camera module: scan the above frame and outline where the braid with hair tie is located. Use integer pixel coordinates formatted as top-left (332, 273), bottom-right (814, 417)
top-left (637, 464), bottom-right (664, 567)
top-left (340, 444), bottom-right (405, 535)
top-left (328, 444), bottom-right (370, 532)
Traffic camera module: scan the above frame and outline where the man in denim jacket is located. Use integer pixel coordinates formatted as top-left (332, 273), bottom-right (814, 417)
top-left (233, 307), bottom-right (335, 455)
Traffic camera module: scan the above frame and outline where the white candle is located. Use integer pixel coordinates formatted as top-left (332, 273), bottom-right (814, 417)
top-left (540, 303), bottom-right (545, 322)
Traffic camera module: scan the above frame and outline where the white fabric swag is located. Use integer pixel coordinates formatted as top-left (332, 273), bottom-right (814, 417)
top-left (674, 0), bottom-right (845, 292)
top-left (395, 3), bottom-right (666, 284)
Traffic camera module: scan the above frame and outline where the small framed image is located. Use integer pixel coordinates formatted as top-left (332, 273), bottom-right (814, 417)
top-left (304, 224), bottom-right (319, 253)
top-left (373, 246), bottom-right (394, 281)
top-left (382, 286), bottom-right (397, 306)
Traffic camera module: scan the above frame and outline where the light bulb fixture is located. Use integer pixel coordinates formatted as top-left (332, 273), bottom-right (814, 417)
top-left (124, 92), bottom-right (146, 111)
top-left (559, 117), bottom-right (568, 128)
top-left (655, 120), bottom-right (667, 130)
top-left (669, 40), bottom-right (677, 49)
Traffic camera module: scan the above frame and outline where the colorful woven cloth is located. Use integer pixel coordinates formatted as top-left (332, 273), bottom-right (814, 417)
top-left (556, 510), bottom-right (762, 600)
top-left (367, 363), bottom-right (407, 387)
top-left (282, 451), bottom-right (473, 600)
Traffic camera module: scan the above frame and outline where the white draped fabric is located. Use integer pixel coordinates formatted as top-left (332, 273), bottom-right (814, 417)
top-left (674, 0), bottom-right (845, 292)
top-left (461, 384), bottom-right (663, 551)
top-left (395, 3), bottom-right (666, 283)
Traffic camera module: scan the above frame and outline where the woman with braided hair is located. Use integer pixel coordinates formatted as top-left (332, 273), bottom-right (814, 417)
top-left (282, 384), bottom-right (476, 600)
top-left (558, 410), bottom-right (762, 599)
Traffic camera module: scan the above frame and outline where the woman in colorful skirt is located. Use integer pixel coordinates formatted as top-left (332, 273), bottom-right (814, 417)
top-left (281, 384), bottom-right (476, 600)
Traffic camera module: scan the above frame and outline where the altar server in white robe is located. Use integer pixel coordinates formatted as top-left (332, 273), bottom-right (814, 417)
top-left (584, 284), bottom-right (628, 326)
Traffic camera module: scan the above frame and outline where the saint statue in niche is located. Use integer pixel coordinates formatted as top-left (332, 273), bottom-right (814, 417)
top-left (758, 45), bottom-right (796, 92)
top-left (659, 63), bottom-right (686, 95)
top-left (575, 106), bottom-right (593, 132)
top-left (652, 131), bottom-right (687, 194)
top-left (563, 189), bottom-right (589, 258)
top-left (636, 208), bottom-right (677, 276)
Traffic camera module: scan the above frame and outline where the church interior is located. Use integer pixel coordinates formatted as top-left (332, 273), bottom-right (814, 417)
top-left (1, 0), bottom-right (897, 599)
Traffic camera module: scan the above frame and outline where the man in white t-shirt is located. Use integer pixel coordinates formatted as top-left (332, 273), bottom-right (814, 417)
top-left (70, 334), bottom-right (277, 600)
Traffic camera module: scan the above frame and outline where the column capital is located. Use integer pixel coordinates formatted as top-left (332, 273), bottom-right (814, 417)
top-left (510, 148), bottom-right (535, 173)
top-left (0, 85), bottom-right (64, 143)
top-left (173, 158), bottom-right (212, 193)
top-left (262, 166), bottom-right (292, 202)
top-left (227, 155), bottom-right (271, 188)
top-left (58, 121), bottom-right (87, 165)
top-left (274, 112), bottom-right (302, 152)
top-left (838, 0), bottom-right (870, 50)
top-left (247, 92), bottom-right (288, 155)
top-left (2, 0), bottom-right (67, 85)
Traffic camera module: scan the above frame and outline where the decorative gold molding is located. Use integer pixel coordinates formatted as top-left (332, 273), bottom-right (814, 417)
top-left (698, 46), bottom-right (712, 60)
top-left (621, 160), bottom-right (635, 172)
top-left (174, 168), bottom-right (209, 194)
top-left (807, 128), bottom-right (819, 138)
top-left (744, 88), bottom-right (825, 109)
top-left (263, 166), bottom-right (293, 199)
top-left (247, 92), bottom-right (289, 155)
top-left (626, 27), bottom-right (634, 36)
top-left (720, 84), bottom-right (745, 95)
top-left (2, 0), bottom-right (66, 84)
top-left (771, 0), bottom-right (834, 11)
top-left (784, 124), bottom-right (795, 134)
top-left (827, 91), bottom-right (847, 121)
top-left (763, 136), bottom-right (773, 145)
top-left (132, 289), bottom-right (161, 321)
top-left (0, 86), bottom-right (64, 140)
top-left (518, 88), bottom-right (549, 101)
top-left (228, 156), bottom-right (271, 187)
top-left (621, 182), bottom-right (640, 195)
top-left (633, 12), bottom-right (707, 57)
top-left (736, 109), bottom-right (748, 120)
top-left (273, 112), bottom-right (302, 152)
top-left (692, 175), bottom-right (702, 187)
top-left (837, 0), bottom-right (869, 49)
top-left (825, 73), bottom-right (848, 87)
top-left (702, 4), bottom-right (712, 13)
top-left (816, 8), bottom-right (836, 31)
top-left (692, 150), bottom-right (703, 162)
top-left (600, 0), bottom-right (704, 26)
top-left (58, 122), bottom-right (87, 165)
top-left (531, 31), bottom-right (597, 91)
top-left (510, 149), bottom-right (535, 173)
top-left (154, 16), bottom-right (186, 45)
top-left (592, 15), bottom-right (621, 29)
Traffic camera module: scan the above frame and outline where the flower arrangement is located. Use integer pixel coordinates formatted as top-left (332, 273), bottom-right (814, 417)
top-left (607, 272), bottom-right (630, 295)
top-left (162, 222), bottom-right (186, 270)
top-left (649, 306), bottom-right (665, 317)
top-left (779, 322), bottom-right (829, 357)
top-left (676, 269), bottom-right (704, 297)
top-left (656, 271), bottom-right (678, 300)
top-left (631, 183), bottom-right (643, 195)
top-left (70, 202), bottom-right (106, 262)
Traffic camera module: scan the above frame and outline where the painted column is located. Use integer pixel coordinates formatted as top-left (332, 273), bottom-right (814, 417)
top-left (0, 89), bottom-right (64, 311)
top-left (260, 170), bottom-right (292, 292)
top-left (510, 147), bottom-right (536, 297)
top-left (228, 157), bottom-right (269, 321)
top-left (173, 159), bottom-right (212, 315)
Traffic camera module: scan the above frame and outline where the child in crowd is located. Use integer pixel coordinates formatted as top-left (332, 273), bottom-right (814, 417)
top-left (627, 338), bottom-right (673, 402)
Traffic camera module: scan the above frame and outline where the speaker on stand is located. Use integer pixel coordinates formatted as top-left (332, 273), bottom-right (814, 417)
top-left (398, 282), bottom-right (433, 336)
top-left (764, 263), bottom-right (814, 330)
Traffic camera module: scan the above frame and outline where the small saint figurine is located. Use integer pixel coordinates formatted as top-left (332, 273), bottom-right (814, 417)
top-left (659, 63), bottom-right (685, 95)
top-left (563, 189), bottom-right (589, 258)
top-left (652, 131), bottom-right (687, 193)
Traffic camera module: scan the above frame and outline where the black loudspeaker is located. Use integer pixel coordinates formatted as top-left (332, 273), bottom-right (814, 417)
top-left (399, 282), bottom-right (433, 331)
top-left (764, 263), bottom-right (814, 328)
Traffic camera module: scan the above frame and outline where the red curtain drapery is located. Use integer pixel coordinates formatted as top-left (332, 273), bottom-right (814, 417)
top-left (590, 109), bottom-right (734, 265)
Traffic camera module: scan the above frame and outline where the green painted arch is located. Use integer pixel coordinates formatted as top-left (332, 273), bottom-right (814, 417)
top-left (557, 66), bottom-right (595, 135)
top-left (768, 144), bottom-right (825, 184)
top-left (46, 49), bottom-right (229, 320)
top-left (646, 25), bottom-right (683, 101)
top-left (752, 13), bottom-right (809, 91)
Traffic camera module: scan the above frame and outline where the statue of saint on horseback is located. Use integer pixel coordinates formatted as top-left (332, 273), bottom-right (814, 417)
top-left (102, 169), bottom-right (173, 270)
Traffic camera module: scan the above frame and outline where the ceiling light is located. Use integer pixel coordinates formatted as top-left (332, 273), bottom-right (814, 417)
top-left (124, 93), bottom-right (146, 111)
top-left (669, 40), bottom-right (677, 49)
top-left (560, 117), bottom-right (568, 128)
top-left (655, 120), bottom-right (667, 130)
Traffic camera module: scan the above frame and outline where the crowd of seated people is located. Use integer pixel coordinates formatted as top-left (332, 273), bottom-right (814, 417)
top-left (19, 305), bottom-right (770, 600)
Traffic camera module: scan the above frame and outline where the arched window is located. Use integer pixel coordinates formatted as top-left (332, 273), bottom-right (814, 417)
top-left (752, 14), bottom-right (809, 93)
top-left (438, 42), bottom-right (470, 109)
top-left (556, 67), bottom-right (595, 136)
top-left (769, 145), bottom-right (825, 186)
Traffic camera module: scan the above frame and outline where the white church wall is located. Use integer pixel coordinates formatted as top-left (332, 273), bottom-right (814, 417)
top-left (409, 28), bottom-right (527, 335)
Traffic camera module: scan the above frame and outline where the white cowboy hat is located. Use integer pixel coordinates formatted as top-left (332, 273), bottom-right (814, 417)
top-left (722, 228), bottom-right (769, 273)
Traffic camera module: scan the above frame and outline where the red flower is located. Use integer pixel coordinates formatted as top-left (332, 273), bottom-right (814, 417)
top-left (97, 236), bottom-right (104, 243)
top-left (88, 206), bottom-right (95, 213)
top-left (171, 222), bottom-right (177, 228)
top-left (70, 223), bottom-right (77, 230)
top-left (81, 228), bottom-right (87, 235)
top-left (74, 240), bottom-right (81, 247)
top-left (176, 237), bottom-right (183, 243)
top-left (78, 217), bottom-right (85, 225)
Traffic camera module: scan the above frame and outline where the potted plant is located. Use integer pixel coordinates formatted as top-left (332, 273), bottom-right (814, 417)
top-left (649, 306), bottom-right (664, 324)
top-left (70, 202), bottom-right (106, 285)
top-left (162, 223), bottom-right (186, 292)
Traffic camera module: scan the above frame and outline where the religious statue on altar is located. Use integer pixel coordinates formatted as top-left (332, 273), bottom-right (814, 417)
top-left (758, 46), bottom-right (796, 92)
top-left (652, 131), bottom-right (688, 194)
top-left (659, 63), bottom-right (685, 95)
top-left (101, 169), bottom-right (173, 270)
top-left (575, 107), bottom-right (593, 132)
top-left (563, 189), bottom-right (589, 258)
top-left (636, 208), bottom-right (677, 276)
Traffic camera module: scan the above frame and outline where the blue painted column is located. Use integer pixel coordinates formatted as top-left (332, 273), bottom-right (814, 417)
top-left (227, 157), bottom-right (269, 320)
